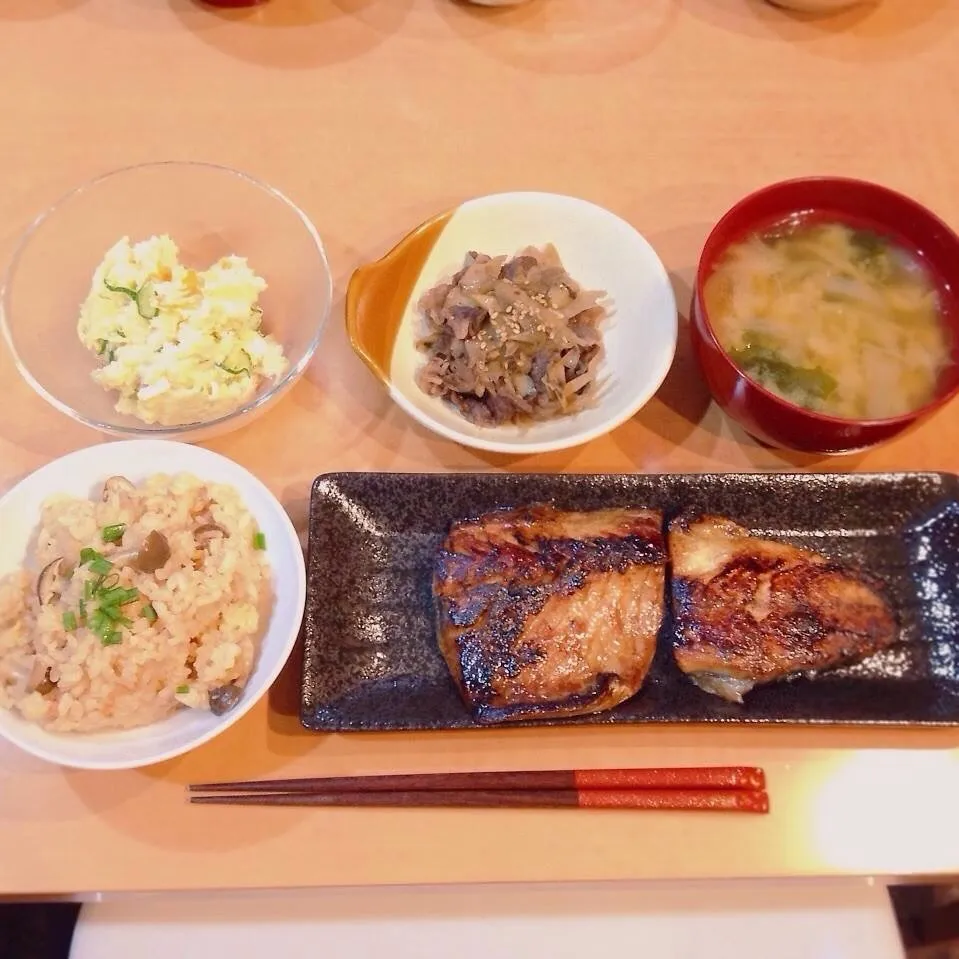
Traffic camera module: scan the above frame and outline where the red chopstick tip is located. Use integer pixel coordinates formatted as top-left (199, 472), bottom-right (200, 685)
top-left (736, 790), bottom-right (769, 814)
top-left (577, 789), bottom-right (769, 813)
top-left (574, 766), bottom-right (765, 792)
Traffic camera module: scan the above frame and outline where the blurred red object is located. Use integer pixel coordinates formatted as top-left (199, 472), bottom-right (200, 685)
top-left (197, 0), bottom-right (267, 7)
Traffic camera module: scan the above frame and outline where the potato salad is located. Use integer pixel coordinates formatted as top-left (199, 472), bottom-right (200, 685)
top-left (77, 235), bottom-right (287, 426)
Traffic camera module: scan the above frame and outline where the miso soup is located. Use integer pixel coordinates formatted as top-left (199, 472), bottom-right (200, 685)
top-left (703, 221), bottom-right (951, 419)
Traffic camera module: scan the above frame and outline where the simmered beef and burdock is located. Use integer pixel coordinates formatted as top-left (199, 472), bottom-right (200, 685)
top-left (415, 245), bottom-right (607, 427)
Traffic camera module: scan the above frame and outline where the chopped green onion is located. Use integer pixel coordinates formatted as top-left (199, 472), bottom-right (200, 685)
top-left (175, 684), bottom-right (189, 695)
top-left (77, 546), bottom-right (146, 643)
top-left (100, 604), bottom-right (130, 622)
top-left (101, 523), bottom-right (125, 544)
top-left (80, 548), bottom-right (114, 576)
top-left (62, 610), bottom-right (77, 631)
top-left (99, 605), bottom-right (132, 625)
top-left (95, 339), bottom-right (108, 356)
top-left (252, 531), bottom-right (266, 551)
top-left (80, 549), bottom-right (112, 577)
top-left (218, 363), bottom-right (250, 376)
top-left (88, 557), bottom-right (113, 576)
top-left (99, 585), bottom-right (139, 608)
top-left (142, 603), bottom-right (158, 624)
top-left (104, 278), bottom-right (138, 300)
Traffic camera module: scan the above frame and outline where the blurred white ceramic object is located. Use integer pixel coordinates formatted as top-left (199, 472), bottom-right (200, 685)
top-left (71, 879), bottom-right (905, 959)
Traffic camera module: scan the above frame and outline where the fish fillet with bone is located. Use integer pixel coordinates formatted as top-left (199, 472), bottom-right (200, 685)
top-left (434, 505), bottom-right (665, 723)
top-left (669, 514), bottom-right (899, 703)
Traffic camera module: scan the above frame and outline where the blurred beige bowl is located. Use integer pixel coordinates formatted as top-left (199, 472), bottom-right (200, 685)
top-left (0, 161), bottom-right (332, 442)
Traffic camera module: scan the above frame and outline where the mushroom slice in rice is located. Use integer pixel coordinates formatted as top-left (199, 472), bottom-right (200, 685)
top-left (36, 558), bottom-right (71, 605)
top-left (111, 529), bottom-right (172, 573)
top-left (209, 683), bottom-right (243, 716)
top-left (194, 522), bottom-right (229, 547)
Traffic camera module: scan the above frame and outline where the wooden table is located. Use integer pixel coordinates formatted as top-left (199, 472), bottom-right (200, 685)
top-left (2, 0), bottom-right (959, 898)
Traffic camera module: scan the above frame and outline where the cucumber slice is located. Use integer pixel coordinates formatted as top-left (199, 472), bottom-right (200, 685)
top-left (104, 277), bottom-right (158, 319)
top-left (218, 347), bottom-right (252, 377)
top-left (104, 279), bottom-right (138, 300)
top-left (136, 281), bottom-right (159, 319)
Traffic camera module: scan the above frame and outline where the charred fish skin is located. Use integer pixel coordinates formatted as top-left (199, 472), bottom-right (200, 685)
top-left (669, 513), bottom-right (899, 703)
top-left (434, 505), bottom-right (666, 724)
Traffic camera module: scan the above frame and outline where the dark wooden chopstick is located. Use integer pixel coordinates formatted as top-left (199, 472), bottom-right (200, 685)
top-left (188, 766), bottom-right (768, 813)
top-left (189, 766), bottom-right (765, 794)
top-left (190, 787), bottom-right (769, 813)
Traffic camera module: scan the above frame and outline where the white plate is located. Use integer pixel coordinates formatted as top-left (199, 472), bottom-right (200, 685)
top-left (385, 192), bottom-right (678, 454)
top-left (0, 440), bottom-right (305, 770)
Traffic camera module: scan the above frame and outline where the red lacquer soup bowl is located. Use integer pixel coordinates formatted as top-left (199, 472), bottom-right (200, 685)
top-left (691, 177), bottom-right (959, 454)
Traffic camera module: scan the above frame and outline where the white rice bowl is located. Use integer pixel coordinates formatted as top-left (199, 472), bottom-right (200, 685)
top-left (0, 440), bottom-right (305, 769)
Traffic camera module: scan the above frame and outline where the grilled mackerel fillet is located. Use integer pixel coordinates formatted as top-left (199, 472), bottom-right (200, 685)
top-left (434, 505), bottom-right (665, 723)
top-left (670, 514), bottom-right (898, 703)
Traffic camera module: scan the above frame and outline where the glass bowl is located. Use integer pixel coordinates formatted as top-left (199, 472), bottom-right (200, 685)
top-left (1, 161), bottom-right (332, 441)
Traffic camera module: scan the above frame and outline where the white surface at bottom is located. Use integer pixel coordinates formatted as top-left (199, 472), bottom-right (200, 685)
top-left (71, 878), bottom-right (904, 959)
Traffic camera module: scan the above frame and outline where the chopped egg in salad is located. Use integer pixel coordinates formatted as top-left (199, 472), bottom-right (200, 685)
top-left (77, 235), bottom-right (288, 426)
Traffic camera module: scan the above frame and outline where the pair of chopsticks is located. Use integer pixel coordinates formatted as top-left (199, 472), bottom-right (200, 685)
top-left (189, 766), bottom-right (769, 813)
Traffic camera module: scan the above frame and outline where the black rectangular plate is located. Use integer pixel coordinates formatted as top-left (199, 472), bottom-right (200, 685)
top-left (301, 471), bottom-right (959, 731)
